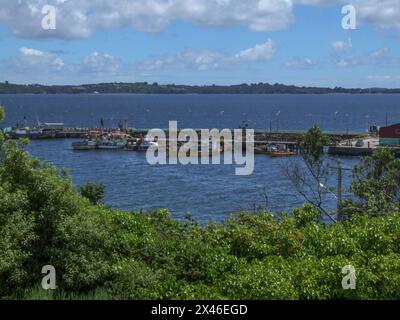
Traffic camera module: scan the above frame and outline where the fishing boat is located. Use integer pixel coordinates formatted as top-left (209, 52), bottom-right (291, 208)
top-left (254, 147), bottom-right (269, 155)
top-left (268, 150), bottom-right (297, 157)
top-left (97, 132), bottom-right (129, 150)
top-left (137, 139), bottom-right (159, 151)
top-left (72, 139), bottom-right (98, 150)
top-left (12, 129), bottom-right (29, 138)
top-left (265, 144), bottom-right (296, 157)
top-left (29, 128), bottom-right (44, 139)
top-left (97, 139), bottom-right (126, 150)
top-left (126, 138), bottom-right (140, 151)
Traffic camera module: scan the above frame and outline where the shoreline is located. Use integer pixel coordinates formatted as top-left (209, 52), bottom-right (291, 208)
top-left (2, 92), bottom-right (400, 95)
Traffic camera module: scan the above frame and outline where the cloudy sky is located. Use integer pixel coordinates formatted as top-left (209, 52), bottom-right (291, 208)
top-left (0, 0), bottom-right (399, 87)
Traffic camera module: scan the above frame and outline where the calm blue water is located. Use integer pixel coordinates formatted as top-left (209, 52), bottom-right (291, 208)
top-left (1, 93), bottom-right (399, 131)
top-left (1, 94), bottom-right (397, 220)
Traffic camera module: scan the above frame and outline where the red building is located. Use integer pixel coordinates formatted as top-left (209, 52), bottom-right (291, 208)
top-left (379, 124), bottom-right (400, 146)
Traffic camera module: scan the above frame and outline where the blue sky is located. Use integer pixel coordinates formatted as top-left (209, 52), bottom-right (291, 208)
top-left (0, 0), bottom-right (399, 87)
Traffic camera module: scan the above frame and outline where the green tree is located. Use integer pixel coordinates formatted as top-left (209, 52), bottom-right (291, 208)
top-left (343, 148), bottom-right (400, 217)
top-left (284, 126), bottom-right (334, 221)
top-left (79, 182), bottom-right (105, 205)
top-left (0, 105), bottom-right (36, 298)
top-left (0, 106), bottom-right (4, 144)
top-left (299, 126), bottom-right (329, 163)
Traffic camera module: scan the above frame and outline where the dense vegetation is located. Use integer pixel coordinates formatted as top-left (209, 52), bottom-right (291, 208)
top-left (1, 81), bottom-right (400, 94)
top-left (1, 106), bottom-right (400, 300)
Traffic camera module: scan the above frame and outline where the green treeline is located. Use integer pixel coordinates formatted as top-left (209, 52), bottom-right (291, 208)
top-left (1, 81), bottom-right (400, 94)
top-left (1, 106), bottom-right (400, 300)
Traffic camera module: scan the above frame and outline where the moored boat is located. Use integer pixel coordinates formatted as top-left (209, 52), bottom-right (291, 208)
top-left (12, 129), bottom-right (29, 138)
top-left (126, 138), bottom-right (140, 151)
top-left (137, 139), bottom-right (159, 151)
top-left (268, 150), bottom-right (297, 157)
top-left (72, 139), bottom-right (98, 150)
top-left (97, 139), bottom-right (126, 150)
top-left (264, 144), bottom-right (297, 157)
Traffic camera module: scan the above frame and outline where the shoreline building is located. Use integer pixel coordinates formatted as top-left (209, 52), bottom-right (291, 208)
top-left (379, 124), bottom-right (400, 146)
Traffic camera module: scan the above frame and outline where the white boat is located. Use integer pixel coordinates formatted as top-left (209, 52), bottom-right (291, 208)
top-left (12, 129), bottom-right (29, 137)
top-left (30, 129), bottom-right (43, 135)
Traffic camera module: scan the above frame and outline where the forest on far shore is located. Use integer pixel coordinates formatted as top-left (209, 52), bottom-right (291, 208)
top-left (1, 81), bottom-right (400, 94)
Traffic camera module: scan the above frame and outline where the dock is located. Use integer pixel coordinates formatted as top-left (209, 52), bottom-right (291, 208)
top-left (3, 127), bottom-right (367, 141)
top-left (3, 125), bottom-right (378, 157)
top-left (327, 137), bottom-right (379, 157)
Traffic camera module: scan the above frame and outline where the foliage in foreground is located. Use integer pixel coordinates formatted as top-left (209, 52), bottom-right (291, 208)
top-left (1, 107), bottom-right (400, 300)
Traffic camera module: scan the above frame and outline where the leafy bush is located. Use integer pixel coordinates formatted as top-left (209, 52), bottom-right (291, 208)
top-left (79, 182), bottom-right (105, 205)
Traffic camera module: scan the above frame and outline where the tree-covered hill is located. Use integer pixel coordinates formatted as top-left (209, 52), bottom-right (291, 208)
top-left (1, 81), bottom-right (400, 94)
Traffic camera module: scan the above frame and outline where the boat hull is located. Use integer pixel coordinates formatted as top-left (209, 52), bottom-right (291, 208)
top-left (267, 152), bottom-right (296, 157)
top-left (73, 145), bottom-right (97, 150)
top-left (72, 140), bottom-right (98, 150)
top-left (98, 146), bottom-right (125, 150)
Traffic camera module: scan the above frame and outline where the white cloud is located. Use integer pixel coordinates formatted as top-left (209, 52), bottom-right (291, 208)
top-left (80, 52), bottom-right (121, 74)
top-left (283, 57), bottom-right (316, 69)
top-left (0, 0), bottom-right (294, 39)
top-left (52, 57), bottom-right (65, 70)
top-left (7, 44), bottom-right (276, 83)
top-left (138, 40), bottom-right (277, 71)
top-left (0, 0), bottom-right (399, 40)
top-left (0, 48), bottom-right (131, 83)
top-left (332, 47), bottom-right (396, 68)
top-left (299, 0), bottom-right (400, 33)
top-left (20, 47), bottom-right (46, 57)
top-left (4, 47), bottom-right (65, 73)
top-left (353, 0), bottom-right (400, 32)
top-left (367, 75), bottom-right (393, 81)
top-left (234, 40), bottom-right (277, 62)
top-left (0, 0), bottom-right (399, 39)
top-left (331, 39), bottom-right (352, 52)
top-left (369, 47), bottom-right (389, 59)
top-left (293, 0), bottom-right (336, 4)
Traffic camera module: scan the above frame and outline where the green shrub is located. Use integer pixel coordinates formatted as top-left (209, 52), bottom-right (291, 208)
top-left (222, 257), bottom-right (298, 300)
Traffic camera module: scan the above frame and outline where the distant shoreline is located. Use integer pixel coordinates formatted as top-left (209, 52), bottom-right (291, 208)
top-left (1, 82), bottom-right (400, 95)
top-left (2, 92), bottom-right (400, 96)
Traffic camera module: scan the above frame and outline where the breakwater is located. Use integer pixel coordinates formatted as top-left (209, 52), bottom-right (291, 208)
top-left (4, 126), bottom-right (374, 157)
top-left (3, 127), bottom-right (367, 142)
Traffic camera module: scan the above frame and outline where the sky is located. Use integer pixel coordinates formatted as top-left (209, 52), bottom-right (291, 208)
top-left (0, 0), bottom-right (399, 87)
